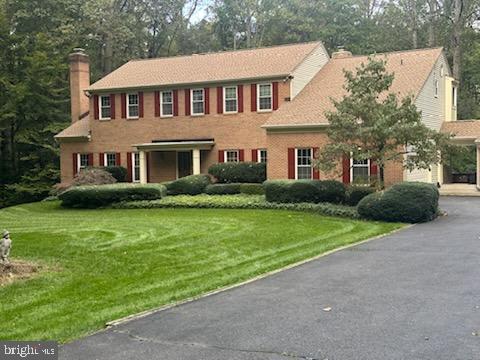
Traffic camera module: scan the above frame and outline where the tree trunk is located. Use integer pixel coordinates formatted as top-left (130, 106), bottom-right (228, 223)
top-left (427, 0), bottom-right (437, 47)
top-left (379, 165), bottom-right (385, 190)
top-left (451, 0), bottom-right (463, 80)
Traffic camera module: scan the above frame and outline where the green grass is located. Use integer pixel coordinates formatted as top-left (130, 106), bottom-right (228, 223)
top-left (0, 201), bottom-right (402, 342)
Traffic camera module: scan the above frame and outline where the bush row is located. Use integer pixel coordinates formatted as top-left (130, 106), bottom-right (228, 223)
top-left (208, 162), bottom-right (266, 183)
top-left (205, 183), bottom-right (265, 195)
top-left (264, 180), bottom-right (347, 204)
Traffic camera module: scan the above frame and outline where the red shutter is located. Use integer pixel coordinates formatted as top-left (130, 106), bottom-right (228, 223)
top-left (204, 87), bottom-right (210, 114)
top-left (185, 89), bottom-right (191, 116)
top-left (273, 82), bottom-right (279, 110)
top-left (218, 150), bottom-right (224, 163)
top-left (116, 153), bottom-right (121, 166)
top-left (251, 84), bottom-right (257, 112)
top-left (146, 153), bottom-right (151, 183)
top-left (110, 94), bottom-right (116, 119)
top-left (87, 153), bottom-right (93, 167)
top-left (99, 153), bottom-right (104, 166)
top-left (217, 86), bottom-right (223, 114)
top-left (251, 149), bottom-right (258, 162)
top-left (370, 159), bottom-right (378, 180)
top-left (72, 153), bottom-right (78, 176)
top-left (313, 147), bottom-right (320, 179)
top-left (126, 152), bottom-right (132, 182)
top-left (139, 92), bottom-right (144, 118)
top-left (121, 93), bottom-right (126, 118)
top-left (238, 85), bottom-right (244, 113)
top-left (173, 90), bottom-right (179, 116)
top-left (154, 91), bottom-right (160, 117)
top-left (239, 149), bottom-right (244, 162)
top-left (342, 155), bottom-right (351, 184)
top-left (93, 95), bottom-right (99, 120)
top-left (288, 148), bottom-right (295, 179)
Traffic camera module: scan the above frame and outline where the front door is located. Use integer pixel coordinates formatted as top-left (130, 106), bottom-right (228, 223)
top-left (177, 151), bottom-right (193, 178)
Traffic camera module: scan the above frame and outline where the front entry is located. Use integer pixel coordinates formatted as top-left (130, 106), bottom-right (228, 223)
top-left (177, 151), bottom-right (193, 178)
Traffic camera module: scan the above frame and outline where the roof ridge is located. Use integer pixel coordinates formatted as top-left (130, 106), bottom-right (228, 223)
top-left (331, 46), bottom-right (443, 60)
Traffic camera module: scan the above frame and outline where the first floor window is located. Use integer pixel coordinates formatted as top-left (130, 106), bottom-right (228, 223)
top-left (100, 95), bottom-right (111, 119)
top-left (225, 150), bottom-right (239, 163)
top-left (258, 149), bottom-right (267, 163)
top-left (105, 153), bottom-right (117, 167)
top-left (258, 83), bottom-right (272, 111)
top-left (78, 154), bottom-right (89, 171)
top-left (224, 86), bottom-right (238, 113)
top-left (296, 148), bottom-right (312, 180)
top-left (191, 89), bottom-right (204, 115)
top-left (128, 93), bottom-right (139, 118)
top-left (161, 90), bottom-right (173, 117)
top-left (351, 158), bottom-right (370, 184)
top-left (132, 152), bottom-right (140, 182)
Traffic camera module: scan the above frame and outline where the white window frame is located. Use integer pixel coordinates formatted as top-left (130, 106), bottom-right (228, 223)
top-left (257, 83), bottom-right (273, 112)
top-left (223, 86), bottom-right (238, 114)
top-left (452, 86), bottom-right (457, 109)
top-left (99, 95), bottom-right (111, 120)
top-left (224, 150), bottom-right (239, 163)
top-left (295, 148), bottom-right (313, 180)
top-left (191, 88), bottom-right (204, 116)
top-left (160, 90), bottom-right (173, 117)
top-left (78, 153), bottom-right (89, 172)
top-left (132, 152), bottom-right (140, 183)
top-left (434, 78), bottom-right (439, 98)
top-left (127, 93), bottom-right (139, 119)
top-left (350, 157), bottom-right (371, 185)
top-left (258, 149), bottom-right (267, 163)
top-left (104, 152), bottom-right (117, 167)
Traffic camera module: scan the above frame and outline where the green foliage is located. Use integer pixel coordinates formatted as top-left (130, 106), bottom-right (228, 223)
top-left (205, 183), bottom-right (241, 195)
top-left (208, 162), bottom-right (266, 183)
top-left (72, 168), bottom-right (117, 187)
top-left (346, 186), bottom-right (376, 206)
top-left (166, 174), bottom-right (211, 195)
top-left (357, 182), bottom-right (439, 223)
top-left (59, 183), bottom-right (166, 208)
top-left (264, 180), bottom-right (346, 204)
top-left (239, 183), bottom-right (265, 195)
top-left (104, 166), bottom-right (127, 182)
top-left (448, 145), bottom-right (476, 173)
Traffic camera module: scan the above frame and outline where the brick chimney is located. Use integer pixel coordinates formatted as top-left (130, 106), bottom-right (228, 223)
top-left (69, 48), bottom-right (90, 123)
top-left (331, 48), bottom-right (353, 59)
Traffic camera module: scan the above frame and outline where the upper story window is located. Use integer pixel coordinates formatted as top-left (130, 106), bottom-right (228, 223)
top-left (127, 93), bottom-right (139, 118)
top-left (161, 90), bottom-right (173, 117)
top-left (296, 148), bottom-right (312, 180)
top-left (78, 154), bottom-right (89, 171)
top-left (258, 149), bottom-right (267, 163)
top-left (191, 89), bottom-right (204, 115)
top-left (351, 158), bottom-right (370, 184)
top-left (452, 86), bottom-right (457, 109)
top-left (99, 95), bottom-right (111, 120)
top-left (224, 150), bottom-right (239, 163)
top-left (224, 86), bottom-right (238, 113)
top-left (434, 78), bottom-right (439, 98)
top-left (257, 83), bottom-right (272, 112)
top-left (105, 153), bottom-right (117, 167)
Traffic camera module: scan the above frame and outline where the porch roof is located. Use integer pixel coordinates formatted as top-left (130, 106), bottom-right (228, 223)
top-left (441, 120), bottom-right (480, 142)
top-left (133, 139), bottom-right (215, 151)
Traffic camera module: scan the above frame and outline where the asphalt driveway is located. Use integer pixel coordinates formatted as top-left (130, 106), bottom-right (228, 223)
top-left (61, 197), bottom-right (480, 360)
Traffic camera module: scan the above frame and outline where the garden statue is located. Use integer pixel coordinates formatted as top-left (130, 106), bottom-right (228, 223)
top-left (0, 230), bottom-right (11, 265)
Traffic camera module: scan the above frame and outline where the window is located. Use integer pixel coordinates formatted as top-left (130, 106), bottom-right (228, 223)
top-left (132, 152), bottom-right (140, 183)
top-left (296, 148), bottom-right (312, 180)
top-left (224, 86), bottom-right (238, 113)
top-left (434, 78), bottom-right (439, 98)
top-left (452, 86), bottom-right (457, 108)
top-left (105, 153), bottom-right (117, 167)
top-left (99, 95), bottom-right (111, 120)
top-left (127, 93), bottom-right (139, 118)
top-left (258, 149), bottom-right (267, 163)
top-left (161, 91), bottom-right (173, 117)
top-left (78, 154), bottom-right (89, 171)
top-left (191, 89), bottom-right (204, 115)
top-left (351, 158), bottom-right (370, 184)
top-left (440, 65), bottom-right (444, 77)
top-left (257, 83), bottom-right (272, 111)
top-left (224, 150), bottom-right (239, 163)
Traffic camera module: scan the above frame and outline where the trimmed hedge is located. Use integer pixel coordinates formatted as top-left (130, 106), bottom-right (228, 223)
top-left (357, 182), bottom-right (439, 223)
top-left (346, 186), bottom-right (376, 206)
top-left (239, 183), bottom-right (265, 195)
top-left (104, 166), bottom-right (127, 182)
top-left (113, 194), bottom-right (359, 219)
top-left (166, 174), bottom-right (211, 195)
top-left (205, 183), bottom-right (241, 195)
top-left (264, 180), bottom-right (346, 204)
top-left (59, 184), bottom-right (166, 208)
top-left (208, 162), bottom-right (266, 183)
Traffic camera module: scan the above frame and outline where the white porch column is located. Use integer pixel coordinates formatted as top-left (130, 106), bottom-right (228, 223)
top-left (193, 148), bottom-right (201, 175)
top-left (476, 143), bottom-right (480, 190)
top-left (139, 150), bottom-right (148, 184)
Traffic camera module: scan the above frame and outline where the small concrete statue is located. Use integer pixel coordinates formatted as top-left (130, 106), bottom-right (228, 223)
top-left (0, 230), bottom-right (12, 265)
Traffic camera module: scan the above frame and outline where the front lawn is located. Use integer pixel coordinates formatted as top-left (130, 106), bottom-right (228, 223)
top-left (0, 201), bottom-right (402, 342)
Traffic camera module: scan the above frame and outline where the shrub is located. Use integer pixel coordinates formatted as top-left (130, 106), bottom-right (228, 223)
top-left (264, 180), bottom-right (346, 204)
top-left (239, 183), bottom-right (265, 195)
top-left (205, 183), bottom-right (241, 195)
top-left (104, 166), bottom-right (127, 182)
top-left (72, 168), bottom-right (117, 187)
top-left (208, 162), bottom-right (266, 183)
top-left (357, 182), bottom-right (439, 223)
top-left (346, 186), bottom-right (376, 206)
top-left (166, 174), bottom-right (211, 195)
top-left (59, 184), bottom-right (166, 208)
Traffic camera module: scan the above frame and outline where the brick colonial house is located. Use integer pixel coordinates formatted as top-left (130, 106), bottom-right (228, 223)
top-left (56, 41), bottom-right (466, 188)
